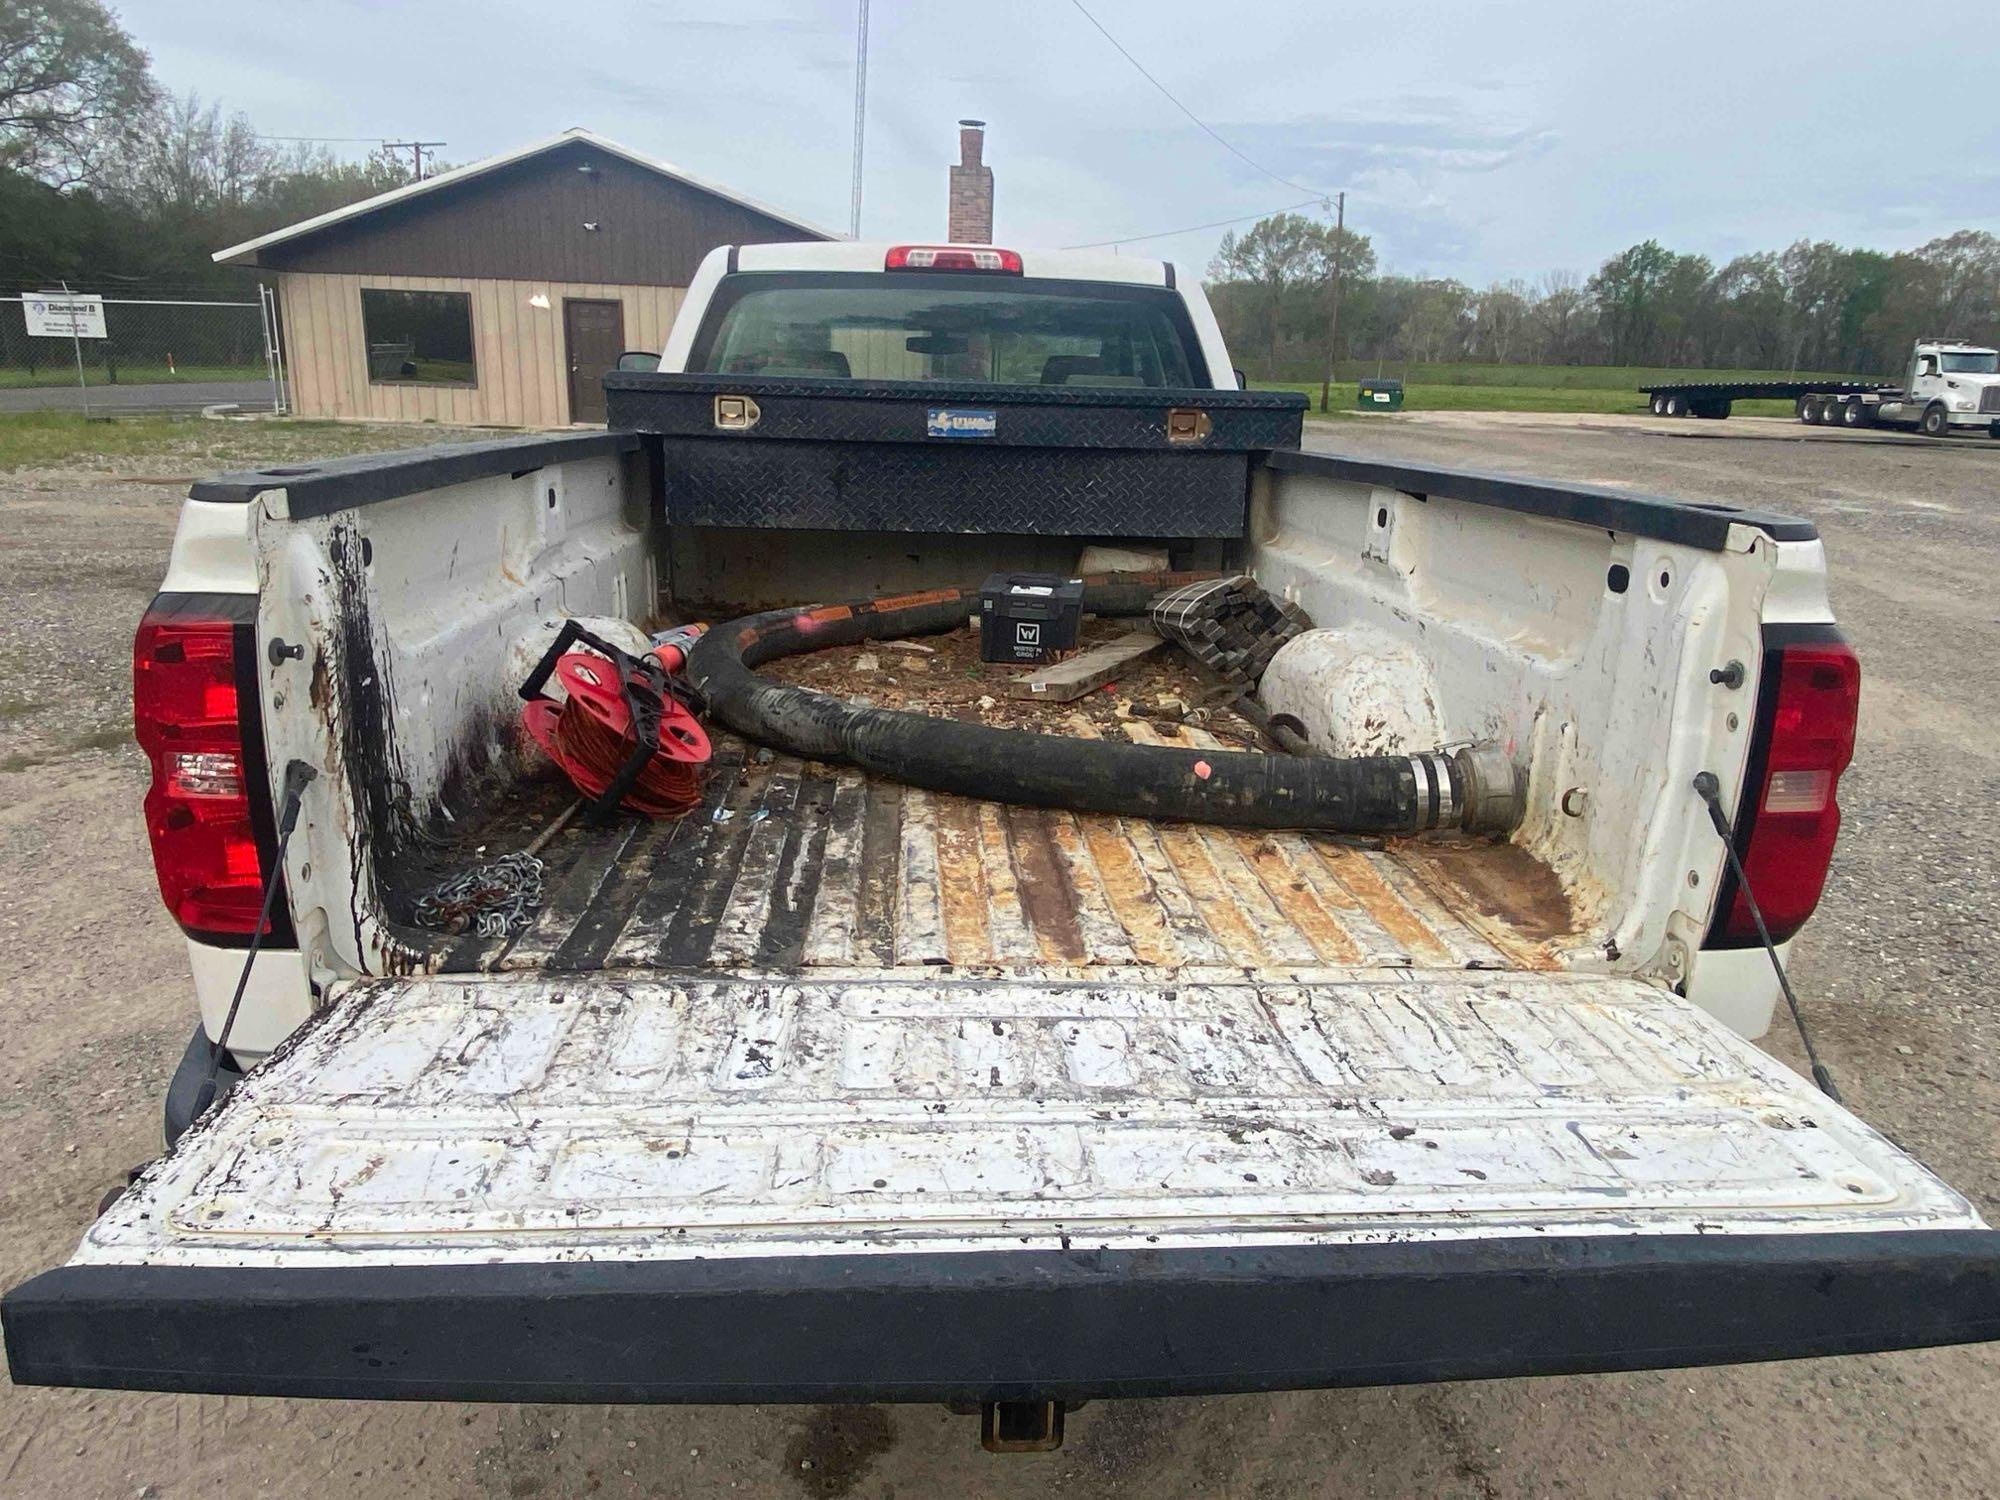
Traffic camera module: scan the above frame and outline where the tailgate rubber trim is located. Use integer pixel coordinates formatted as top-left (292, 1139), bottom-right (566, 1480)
top-left (8, 1231), bottom-right (1999, 1402)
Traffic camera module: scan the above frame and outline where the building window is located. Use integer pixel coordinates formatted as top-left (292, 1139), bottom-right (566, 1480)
top-left (360, 289), bottom-right (477, 386)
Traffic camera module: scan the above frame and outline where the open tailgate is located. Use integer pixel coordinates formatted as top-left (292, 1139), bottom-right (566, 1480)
top-left (7, 969), bottom-right (1998, 1401)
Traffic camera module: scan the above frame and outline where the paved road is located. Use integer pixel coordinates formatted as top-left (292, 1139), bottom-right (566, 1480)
top-left (0, 410), bottom-right (1994, 1498)
top-left (0, 378), bottom-right (275, 414)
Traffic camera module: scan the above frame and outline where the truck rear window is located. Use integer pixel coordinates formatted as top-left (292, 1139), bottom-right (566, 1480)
top-left (687, 272), bottom-right (1207, 387)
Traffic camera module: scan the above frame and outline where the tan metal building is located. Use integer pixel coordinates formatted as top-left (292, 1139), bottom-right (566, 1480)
top-left (213, 129), bottom-right (835, 428)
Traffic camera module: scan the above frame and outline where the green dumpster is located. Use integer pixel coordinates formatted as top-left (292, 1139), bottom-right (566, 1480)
top-left (1357, 378), bottom-right (1405, 411)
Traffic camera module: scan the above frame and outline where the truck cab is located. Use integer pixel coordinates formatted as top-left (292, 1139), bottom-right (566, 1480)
top-left (1878, 339), bottom-right (2000, 436)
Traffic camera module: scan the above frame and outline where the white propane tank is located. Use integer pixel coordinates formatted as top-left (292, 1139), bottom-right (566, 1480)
top-left (1259, 627), bottom-right (1447, 759)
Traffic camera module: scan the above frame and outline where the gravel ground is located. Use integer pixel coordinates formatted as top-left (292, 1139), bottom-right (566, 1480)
top-left (1, 410), bottom-right (1996, 1498)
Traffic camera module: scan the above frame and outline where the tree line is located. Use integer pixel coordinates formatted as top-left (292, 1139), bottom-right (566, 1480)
top-left (1208, 211), bottom-right (2000, 382)
top-left (1, 0), bottom-right (439, 298)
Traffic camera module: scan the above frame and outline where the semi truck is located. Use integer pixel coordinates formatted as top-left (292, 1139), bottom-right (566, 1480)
top-left (6, 240), bottom-right (1998, 1448)
top-left (1642, 339), bottom-right (2000, 436)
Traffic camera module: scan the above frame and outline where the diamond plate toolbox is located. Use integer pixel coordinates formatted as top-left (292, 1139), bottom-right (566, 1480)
top-left (605, 373), bottom-right (1307, 537)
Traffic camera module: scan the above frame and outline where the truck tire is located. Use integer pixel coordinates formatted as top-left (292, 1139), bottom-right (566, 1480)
top-left (1650, 393), bottom-right (1666, 416)
top-left (1989, 420), bottom-right (2000, 440)
top-left (1663, 394), bottom-right (1685, 417)
top-left (1841, 398), bottom-right (1869, 428)
top-left (1920, 403), bottom-right (1950, 438)
top-left (1796, 394), bottom-right (1816, 422)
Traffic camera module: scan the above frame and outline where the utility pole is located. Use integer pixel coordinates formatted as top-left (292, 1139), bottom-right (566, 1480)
top-left (849, 0), bottom-right (869, 239)
top-left (384, 140), bottom-right (447, 181)
top-left (1320, 190), bottom-right (1344, 414)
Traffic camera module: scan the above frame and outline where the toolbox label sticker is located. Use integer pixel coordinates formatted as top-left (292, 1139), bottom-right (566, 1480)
top-left (927, 407), bottom-right (998, 438)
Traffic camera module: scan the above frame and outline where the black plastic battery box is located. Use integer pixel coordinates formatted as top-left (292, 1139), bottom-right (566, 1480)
top-left (979, 573), bottom-right (1084, 663)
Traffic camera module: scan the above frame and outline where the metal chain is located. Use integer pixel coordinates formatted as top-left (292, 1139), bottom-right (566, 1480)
top-left (414, 851), bottom-right (547, 937)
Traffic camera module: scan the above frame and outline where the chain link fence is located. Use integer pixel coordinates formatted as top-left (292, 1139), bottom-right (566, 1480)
top-left (1, 290), bottom-right (285, 413)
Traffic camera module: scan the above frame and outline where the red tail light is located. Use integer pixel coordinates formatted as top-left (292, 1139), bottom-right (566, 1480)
top-left (1711, 638), bottom-right (1860, 946)
top-left (134, 596), bottom-right (287, 943)
top-left (885, 245), bottom-right (1023, 273)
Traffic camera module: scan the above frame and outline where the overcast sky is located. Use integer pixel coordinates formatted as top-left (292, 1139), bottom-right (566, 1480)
top-left (124, 0), bottom-right (2000, 284)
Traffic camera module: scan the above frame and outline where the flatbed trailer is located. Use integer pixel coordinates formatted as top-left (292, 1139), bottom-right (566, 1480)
top-left (1637, 380), bottom-right (1891, 420)
top-left (1641, 340), bottom-right (2000, 436)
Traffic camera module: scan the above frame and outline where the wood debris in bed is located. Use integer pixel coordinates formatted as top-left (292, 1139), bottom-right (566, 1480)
top-left (759, 616), bottom-right (1269, 746)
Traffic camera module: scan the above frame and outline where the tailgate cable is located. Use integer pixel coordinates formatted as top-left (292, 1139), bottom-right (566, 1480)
top-left (1693, 771), bottom-right (1841, 1102)
top-left (191, 759), bottom-right (318, 1123)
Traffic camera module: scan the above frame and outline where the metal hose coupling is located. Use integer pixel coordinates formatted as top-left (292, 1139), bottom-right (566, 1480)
top-left (1408, 743), bottom-right (1525, 835)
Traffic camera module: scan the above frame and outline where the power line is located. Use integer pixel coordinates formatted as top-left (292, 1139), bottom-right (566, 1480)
top-left (1063, 196), bottom-right (1326, 250)
top-left (253, 134), bottom-right (393, 145)
top-left (1066, 0), bottom-right (1323, 197)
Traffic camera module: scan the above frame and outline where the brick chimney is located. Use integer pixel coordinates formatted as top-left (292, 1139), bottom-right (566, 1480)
top-left (947, 119), bottom-right (994, 243)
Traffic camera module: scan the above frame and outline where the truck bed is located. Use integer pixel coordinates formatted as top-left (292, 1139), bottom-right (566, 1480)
top-left (414, 632), bottom-right (1576, 979)
top-left (24, 423), bottom-right (2000, 1410)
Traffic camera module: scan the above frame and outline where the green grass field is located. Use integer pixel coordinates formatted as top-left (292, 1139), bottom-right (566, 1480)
top-left (0, 362), bottom-right (266, 390)
top-left (1253, 363), bottom-right (1853, 418)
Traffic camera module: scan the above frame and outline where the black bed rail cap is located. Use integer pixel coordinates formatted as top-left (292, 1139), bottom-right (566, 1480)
top-left (188, 430), bottom-right (644, 520)
top-left (1268, 448), bottom-right (1817, 550)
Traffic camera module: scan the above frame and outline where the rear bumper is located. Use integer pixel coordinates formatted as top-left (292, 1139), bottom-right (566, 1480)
top-left (8, 1231), bottom-right (2000, 1403)
top-left (161, 1025), bottom-right (243, 1149)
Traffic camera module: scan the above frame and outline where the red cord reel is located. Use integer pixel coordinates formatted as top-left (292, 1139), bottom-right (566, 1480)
top-left (523, 652), bottom-right (710, 817)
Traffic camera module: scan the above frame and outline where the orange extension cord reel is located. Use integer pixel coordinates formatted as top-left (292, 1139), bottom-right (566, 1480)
top-left (522, 651), bottom-right (711, 818)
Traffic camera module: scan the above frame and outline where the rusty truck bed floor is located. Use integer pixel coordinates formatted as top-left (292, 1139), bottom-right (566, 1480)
top-left (421, 635), bottom-right (1575, 976)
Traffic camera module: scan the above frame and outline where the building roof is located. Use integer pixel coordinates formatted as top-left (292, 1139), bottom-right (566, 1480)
top-left (213, 127), bottom-right (839, 265)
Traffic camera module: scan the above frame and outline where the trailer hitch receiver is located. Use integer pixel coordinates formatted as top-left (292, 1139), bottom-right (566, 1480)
top-left (980, 1399), bottom-right (1066, 1452)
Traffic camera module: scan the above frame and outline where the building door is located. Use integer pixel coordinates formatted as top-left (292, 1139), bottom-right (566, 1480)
top-left (563, 298), bottom-right (626, 425)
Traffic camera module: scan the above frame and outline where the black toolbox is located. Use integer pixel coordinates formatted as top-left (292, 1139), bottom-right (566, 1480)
top-left (978, 573), bottom-right (1085, 663)
top-left (604, 373), bottom-right (1306, 539)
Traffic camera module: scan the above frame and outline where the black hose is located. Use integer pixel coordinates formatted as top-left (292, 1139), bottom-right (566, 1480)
top-left (685, 577), bottom-right (1488, 835)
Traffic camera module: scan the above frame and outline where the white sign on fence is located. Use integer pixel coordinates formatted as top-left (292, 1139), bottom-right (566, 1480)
top-left (23, 293), bottom-right (107, 339)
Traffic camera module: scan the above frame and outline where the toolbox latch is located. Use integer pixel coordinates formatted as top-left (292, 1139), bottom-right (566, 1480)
top-left (713, 394), bottom-right (761, 431)
top-left (1165, 407), bottom-right (1212, 444)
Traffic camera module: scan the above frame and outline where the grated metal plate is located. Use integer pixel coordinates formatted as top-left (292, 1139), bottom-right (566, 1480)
top-left (657, 440), bottom-right (1251, 536)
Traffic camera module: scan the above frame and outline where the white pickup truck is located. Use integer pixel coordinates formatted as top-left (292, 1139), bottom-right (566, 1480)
top-left (6, 241), bottom-right (1996, 1440)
